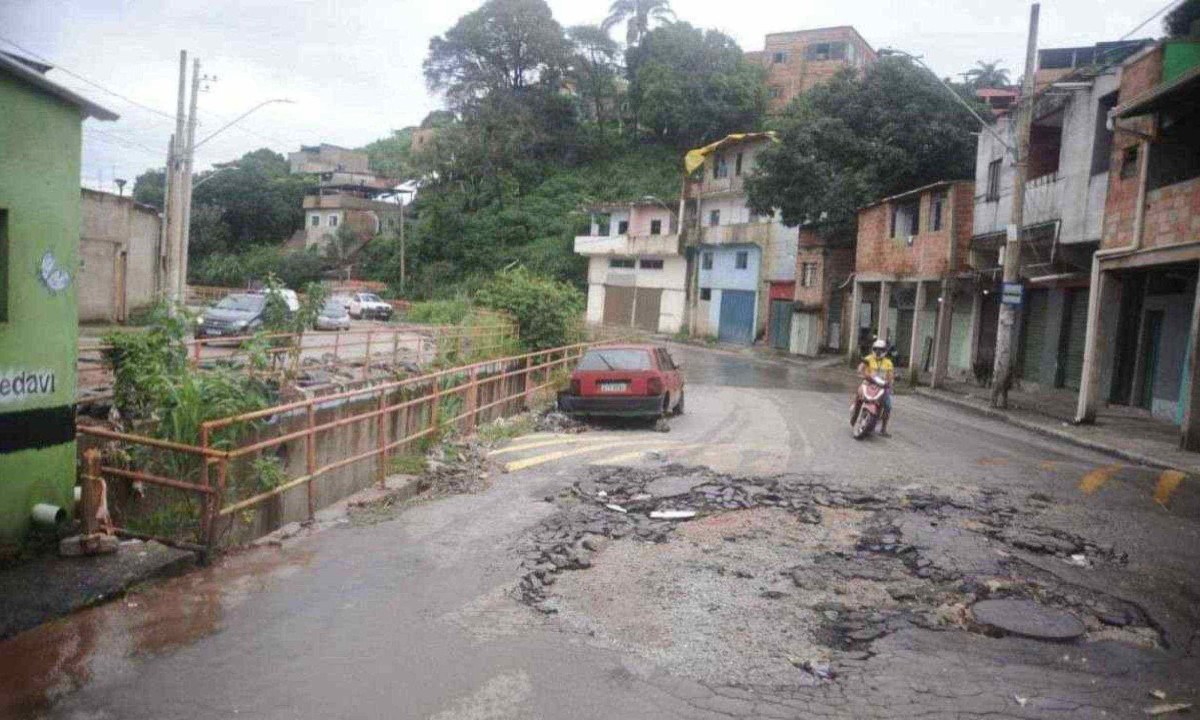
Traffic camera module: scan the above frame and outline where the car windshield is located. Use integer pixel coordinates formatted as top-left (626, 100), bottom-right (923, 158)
top-left (577, 349), bottom-right (653, 371)
top-left (321, 301), bottom-right (347, 315)
top-left (214, 294), bottom-right (265, 312)
top-left (360, 294), bottom-right (382, 303)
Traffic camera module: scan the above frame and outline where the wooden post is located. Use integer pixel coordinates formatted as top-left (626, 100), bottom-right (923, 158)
top-left (524, 356), bottom-right (535, 409)
top-left (908, 281), bottom-right (926, 386)
top-left (81, 449), bottom-right (102, 536)
top-left (363, 330), bottom-right (373, 379)
top-left (376, 389), bottom-right (388, 488)
top-left (466, 367), bottom-right (479, 430)
top-left (1180, 278), bottom-right (1200, 451)
top-left (305, 402), bottom-right (317, 519)
top-left (392, 329), bottom-right (400, 366)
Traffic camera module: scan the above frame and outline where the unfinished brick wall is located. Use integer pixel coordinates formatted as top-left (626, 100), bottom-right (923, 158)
top-left (754, 27), bottom-right (876, 111)
top-left (855, 183), bottom-right (974, 277)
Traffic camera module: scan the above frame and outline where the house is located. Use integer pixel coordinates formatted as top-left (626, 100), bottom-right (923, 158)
top-left (745, 27), bottom-right (876, 112)
top-left (78, 188), bottom-right (163, 323)
top-left (975, 87), bottom-right (1019, 113)
top-left (848, 182), bottom-right (977, 384)
top-left (792, 228), bottom-right (855, 355)
top-left (577, 201), bottom-right (686, 334)
top-left (288, 143), bottom-right (370, 174)
top-left (683, 133), bottom-right (797, 345)
top-left (971, 39), bottom-right (1152, 393)
top-left (1075, 38), bottom-right (1200, 449)
top-left (0, 52), bottom-right (117, 548)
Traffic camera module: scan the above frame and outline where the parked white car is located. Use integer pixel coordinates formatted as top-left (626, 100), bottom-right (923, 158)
top-left (348, 292), bottom-right (393, 320)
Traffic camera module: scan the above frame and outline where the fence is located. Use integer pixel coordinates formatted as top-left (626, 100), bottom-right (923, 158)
top-left (76, 321), bottom-right (518, 401)
top-left (75, 341), bottom-right (596, 551)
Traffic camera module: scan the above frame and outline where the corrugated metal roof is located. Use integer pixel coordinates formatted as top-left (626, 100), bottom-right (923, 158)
top-left (0, 52), bottom-right (118, 120)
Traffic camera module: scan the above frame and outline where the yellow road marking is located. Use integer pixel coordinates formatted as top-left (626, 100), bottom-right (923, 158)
top-left (505, 440), bottom-right (679, 473)
top-left (1078, 464), bottom-right (1123, 495)
top-left (1153, 470), bottom-right (1186, 507)
top-left (489, 436), bottom-right (600, 456)
top-left (590, 443), bottom-right (705, 465)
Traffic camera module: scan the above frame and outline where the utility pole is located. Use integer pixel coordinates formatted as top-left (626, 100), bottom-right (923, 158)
top-left (164, 50), bottom-right (188, 309)
top-left (178, 57), bottom-right (201, 305)
top-left (990, 3), bottom-right (1039, 408)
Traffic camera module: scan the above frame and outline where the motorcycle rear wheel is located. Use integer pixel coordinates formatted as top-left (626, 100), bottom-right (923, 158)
top-left (852, 411), bottom-right (875, 440)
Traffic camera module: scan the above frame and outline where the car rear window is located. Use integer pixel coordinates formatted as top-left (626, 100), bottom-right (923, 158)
top-left (577, 349), bottom-right (653, 371)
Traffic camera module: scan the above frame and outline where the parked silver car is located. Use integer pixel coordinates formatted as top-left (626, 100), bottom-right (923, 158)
top-left (315, 299), bottom-right (352, 331)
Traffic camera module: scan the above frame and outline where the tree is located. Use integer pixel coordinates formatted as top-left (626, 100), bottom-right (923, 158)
top-left (132, 168), bottom-right (165, 210)
top-left (423, 0), bottom-right (568, 111)
top-left (631, 23), bottom-right (766, 147)
top-left (188, 148), bottom-right (310, 247)
top-left (601, 0), bottom-right (674, 47)
top-left (964, 59), bottom-right (1011, 89)
top-left (362, 127), bottom-right (415, 179)
top-left (1166, 0), bottom-right (1200, 37)
top-left (745, 57), bottom-right (983, 238)
top-left (566, 24), bottom-right (621, 123)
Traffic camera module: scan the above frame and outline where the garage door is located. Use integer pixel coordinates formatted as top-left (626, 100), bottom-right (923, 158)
top-left (769, 300), bottom-right (792, 349)
top-left (633, 288), bottom-right (662, 332)
top-left (1061, 288), bottom-right (1090, 390)
top-left (603, 285), bottom-right (635, 326)
top-left (1020, 289), bottom-right (1051, 385)
top-left (718, 290), bottom-right (756, 345)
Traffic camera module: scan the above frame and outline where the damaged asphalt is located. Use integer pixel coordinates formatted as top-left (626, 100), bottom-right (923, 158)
top-left (4, 344), bottom-right (1199, 719)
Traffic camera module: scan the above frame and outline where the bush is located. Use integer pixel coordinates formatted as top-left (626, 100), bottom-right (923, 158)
top-left (190, 245), bottom-right (326, 289)
top-left (405, 298), bottom-right (471, 325)
top-left (475, 268), bottom-right (584, 350)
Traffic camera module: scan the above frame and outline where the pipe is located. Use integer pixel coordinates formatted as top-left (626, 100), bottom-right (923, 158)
top-left (31, 503), bottom-right (66, 530)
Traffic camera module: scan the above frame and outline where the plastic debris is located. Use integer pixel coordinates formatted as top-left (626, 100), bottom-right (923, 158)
top-left (605, 503), bottom-right (627, 513)
top-left (1064, 553), bottom-right (1089, 567)
top-left (1145, 703), bottom-right (1192, 716)
top-left (1150, 690), bottom-right (1168, 700)
top-left (1014, 696), bottom-right (1028, 707)
top-left (649, 509), bottom-right (697, 520)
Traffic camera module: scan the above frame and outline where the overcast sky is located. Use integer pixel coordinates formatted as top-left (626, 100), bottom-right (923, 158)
top-left (0, 0), bottom-right (1172, 193)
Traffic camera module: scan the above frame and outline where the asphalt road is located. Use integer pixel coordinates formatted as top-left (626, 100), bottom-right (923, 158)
top-left (6, 343), bottom-right (1199, 719)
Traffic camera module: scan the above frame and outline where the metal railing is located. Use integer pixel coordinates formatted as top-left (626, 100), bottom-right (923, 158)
top-left (76, 340), bottom-right (598, 550)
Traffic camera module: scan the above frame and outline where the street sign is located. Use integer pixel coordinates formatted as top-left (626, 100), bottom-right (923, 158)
top-left (1001, 282), bottom-right (1024, 307)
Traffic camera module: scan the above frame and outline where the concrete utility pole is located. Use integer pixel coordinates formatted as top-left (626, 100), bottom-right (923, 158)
top-left (178, 57), bottom-right (201, 305)
top-left (990, 3), bottom-right (1039, 408)
top-left (164, 50), bottom-right (188, 309)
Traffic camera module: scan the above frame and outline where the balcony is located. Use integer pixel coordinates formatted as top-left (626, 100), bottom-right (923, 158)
top-left (697, 222), bottom-right (776, 246)
top-left (574, 233), bottom-right (680, 256)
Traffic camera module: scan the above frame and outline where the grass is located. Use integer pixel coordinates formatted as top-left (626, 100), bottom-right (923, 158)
top-left (477, 414), bottom-right (536, 444)
top-left (390, 454), bottom-right (428, 475)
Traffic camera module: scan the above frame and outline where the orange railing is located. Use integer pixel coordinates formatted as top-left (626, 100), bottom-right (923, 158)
top-left (76, 340), bottom-right (602, 549)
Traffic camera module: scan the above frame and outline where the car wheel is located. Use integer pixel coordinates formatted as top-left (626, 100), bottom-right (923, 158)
top-left (673, 390), bottom-right (685, 416)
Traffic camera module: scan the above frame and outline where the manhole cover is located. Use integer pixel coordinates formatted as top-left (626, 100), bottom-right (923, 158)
top-left (972, 599), bottom-right (1085, 641)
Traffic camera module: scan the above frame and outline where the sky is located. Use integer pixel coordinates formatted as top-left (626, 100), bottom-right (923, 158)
top-left (0, 0), bottom-right (1174, 194)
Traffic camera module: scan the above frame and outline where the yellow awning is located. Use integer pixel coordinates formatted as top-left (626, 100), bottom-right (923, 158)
top-left (683, 132), bottom-right (778, 175)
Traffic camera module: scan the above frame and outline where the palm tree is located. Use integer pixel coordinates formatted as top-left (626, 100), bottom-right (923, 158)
top-left (601, 0), bottom-right (674, 46)
top-left (965, 60), bottom-right (1011, 89)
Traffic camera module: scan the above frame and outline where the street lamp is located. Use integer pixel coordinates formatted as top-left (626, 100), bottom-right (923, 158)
top-left (191, 163), bottom-right (238, 191)
top-left (195, 98), bottom-right (293, 150)
top-left (877, 48), bottom-right (1015, 158)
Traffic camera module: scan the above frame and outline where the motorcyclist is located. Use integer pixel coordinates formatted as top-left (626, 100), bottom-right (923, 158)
top-left (853, 339), bottom-right (895, 436)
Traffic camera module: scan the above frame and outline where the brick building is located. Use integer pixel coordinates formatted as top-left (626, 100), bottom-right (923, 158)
top-left (745, 27), bottom-right (876, 112)
top-left (848, 181), bottom-right (977, 386)
top-left (289, 144), bottom-right (401, 253)
top-left (792, 229), bottom-right (854, 356)
top-left (1075, 39), bottom-right (1200, 449)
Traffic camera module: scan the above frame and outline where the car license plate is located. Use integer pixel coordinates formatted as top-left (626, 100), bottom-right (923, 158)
top-left (599, 382), bottom-right (628, 393)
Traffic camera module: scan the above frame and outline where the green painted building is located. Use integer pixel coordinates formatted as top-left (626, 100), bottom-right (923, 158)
top-left (0, 53), bottom-right (117, 548)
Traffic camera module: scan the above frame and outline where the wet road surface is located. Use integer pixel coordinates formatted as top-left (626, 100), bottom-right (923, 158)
top-left (4, 344), bottom-right (1199, 719)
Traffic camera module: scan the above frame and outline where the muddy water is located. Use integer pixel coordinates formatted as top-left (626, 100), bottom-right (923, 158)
top-left (0, 547), bottom-right (313, 718)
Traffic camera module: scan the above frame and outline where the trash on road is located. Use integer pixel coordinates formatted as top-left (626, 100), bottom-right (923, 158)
top-left (1145, 703), bottom-right (1193, 716)
top-left (649, 509), bottom-right (696, 520)
top-left (605, 503), bottom-right (628, 513)
top-left (1150, 690), bottom-right (1168, 700)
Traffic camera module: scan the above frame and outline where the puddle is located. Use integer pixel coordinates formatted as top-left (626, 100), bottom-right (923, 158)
top-left (0, 547), bottom-right (314, 718)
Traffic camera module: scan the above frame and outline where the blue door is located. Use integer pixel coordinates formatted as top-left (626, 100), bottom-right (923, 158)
top-left (719, 290), bottom-right (756, 345)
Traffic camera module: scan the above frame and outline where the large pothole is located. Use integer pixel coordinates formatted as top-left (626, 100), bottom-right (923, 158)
top-left (513, 465), bottom-right (1157, 687)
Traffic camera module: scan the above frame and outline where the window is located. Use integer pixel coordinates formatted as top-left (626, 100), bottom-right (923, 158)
top-left (640, 258), bottom-right (664, 270)
top-left (328, 214), bottom-right (339, 227)
top-left (986, 159), bottom-right (1002, 201)
top-left (772, 51), bottom-right (787, 64)
top-left (617, 220), bottom-right (629, 235)
top-left (709, 209), bottom-right (721, 227)
top-left (1120, 146), bottom-right (1139, 179)
top-left (716, 155), bottom-right (731, 179)
top-left (578, 349), bottom-right (653, 371)
top-left (650, 219), bottom-right (662, 235)
top-left (596, 213), bottom-right (611, 236)
top-left (890, 199), bottom-right (919, 239)
top-left (1149, 108), bottom-right (1200, 190)
top-left (701, 252), bottom-right (713, 270)
top-left (310, 215), bottom-right (320, 228)
top-left (700, 287), bottom-right (712, 301)
top-left (609, 257), bottom-right (635, 269)
top-left (805, 42), bottom-right (846, 61)
top-left (1029, 110), bottom-right (1064, 180)
top-left (0, 209), bottom-right (7, 322)
top-left (800, 262), bottom-right (817, 287)
top-left (735, 152), bottom-right (744, 176)
top-left (931, 191), bottom-right (946, 232)
top-left (1091, 91), bottom-right (1118, 176)
top-left (735, 251), bottom-right (749, 269)
top-left (768, 86), bottom-right (782, 100)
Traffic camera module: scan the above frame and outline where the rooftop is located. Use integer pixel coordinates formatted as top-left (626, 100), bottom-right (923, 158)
top-left (0, 52), bottom-right (117, 121)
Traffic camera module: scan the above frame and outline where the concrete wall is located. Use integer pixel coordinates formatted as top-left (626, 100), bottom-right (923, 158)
top-left (0, 70), bottom-right (84, 546)
top-left (79, 189), bottom-right (161, 322)
top-left (585, 255), bottom-right (687, 333)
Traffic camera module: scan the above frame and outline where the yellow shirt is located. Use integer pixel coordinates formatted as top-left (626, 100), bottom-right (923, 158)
top-left (863, 355), bottom-right (894, 374)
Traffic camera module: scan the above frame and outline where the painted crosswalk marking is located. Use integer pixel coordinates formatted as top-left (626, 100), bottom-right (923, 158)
top-left (504, 440), bottom-right (680, 473)
top-left (488, 436), bottom-right (598, 456)
top-left (589, 443), bottom-right (705, 466)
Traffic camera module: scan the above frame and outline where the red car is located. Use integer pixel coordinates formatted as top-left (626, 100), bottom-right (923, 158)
top-left (559, 344), bottom-right (685, 418)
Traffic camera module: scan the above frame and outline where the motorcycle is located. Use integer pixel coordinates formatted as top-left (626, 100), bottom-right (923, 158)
top-left (850, 374), bottom-right (890, 439)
